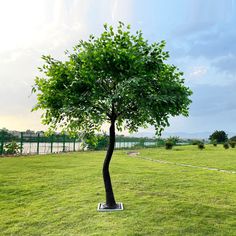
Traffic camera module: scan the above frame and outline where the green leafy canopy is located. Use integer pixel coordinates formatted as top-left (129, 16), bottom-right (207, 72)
top-left (32, 22), bottom-right (192, 136)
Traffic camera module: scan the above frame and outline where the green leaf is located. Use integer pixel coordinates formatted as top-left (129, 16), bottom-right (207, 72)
top-left (32, 22), bottom-right (192, 136)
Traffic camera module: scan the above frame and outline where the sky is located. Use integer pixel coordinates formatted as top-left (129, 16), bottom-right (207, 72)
top-left (0, 0), bottom-right (236, 136)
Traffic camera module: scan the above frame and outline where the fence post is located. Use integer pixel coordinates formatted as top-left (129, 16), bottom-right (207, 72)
top-left (20, 132), bottom-right (23, 155)
top-left (37, 133), bottom-right (40, 155)
top-left (0, 132), bottom-right (4, 155)
top-left (63, 134), bottom-right (66, 152)
top-left (73, 138), bottom-right (76, 152)
top-left (51, 135), bottom-right (54, 153)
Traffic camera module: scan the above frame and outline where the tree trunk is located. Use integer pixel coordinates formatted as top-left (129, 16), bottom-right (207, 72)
top-left (102, 119), bottom-right (117, 208)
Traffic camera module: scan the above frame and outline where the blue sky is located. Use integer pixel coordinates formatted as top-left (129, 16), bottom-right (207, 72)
top-left (0, 0), bottom-right (235, 136)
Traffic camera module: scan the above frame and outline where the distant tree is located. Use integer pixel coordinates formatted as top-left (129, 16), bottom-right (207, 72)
top-left (229, 140), bottom-right (236, 148)
top-left (229, 136), bottom-right (236, 142)
top-left (36, 130), bottom-right (45, 135)
top-left (0, 128), bottom-right (10, 136)
top-left (191, 139), bottom-right (201, 145)
top-left (25, 129), bottom-right (35, 135)
top-left (0, 128), bottom-right (14, 141)
top-left (32, 22), bottom-right (192, 209)
top-left (167, 136), bottom-right (180, 145)
top-left (85, 133), bottom-right (108, 150)
top-left (209, 130), bottom-right (228, 143)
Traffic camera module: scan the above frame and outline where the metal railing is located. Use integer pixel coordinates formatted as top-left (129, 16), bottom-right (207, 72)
top-left (0, 132), bottom-right (80, 155)
top-left (0, 132), bottom-right (165, 156)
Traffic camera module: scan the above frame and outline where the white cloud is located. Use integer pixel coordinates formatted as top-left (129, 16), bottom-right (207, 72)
top-left (1, 0), bottom-right (235, 135)
top-left (189, 66), bottom-right (208, 79)
top-left (0, 0), bottom-right (134, 131)
top-left (111, 0), bottom-right (134, 23)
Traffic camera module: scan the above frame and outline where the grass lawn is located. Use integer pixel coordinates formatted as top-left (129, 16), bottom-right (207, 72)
top-left (142, 144), bottom-right (236, 171)
top-left (0, 146), bottom-right (236, 235)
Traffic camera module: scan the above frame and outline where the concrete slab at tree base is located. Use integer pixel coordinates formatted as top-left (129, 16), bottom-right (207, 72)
top-left (97, 202), bottom-right (124, 212)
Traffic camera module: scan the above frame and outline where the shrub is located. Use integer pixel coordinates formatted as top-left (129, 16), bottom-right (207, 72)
top-left (191, 140), bottom-right (201, 145)
top-left (212, 139), bottom-right (217, 147)
top-left (3, 141), bottom-right (21, 155)
top-left (165, 140), bottom-right (173, 150)
top-left (229, 141), bottom-right (236, 148)
top-left (166, 136), bottom-right (180, 145)
top-left (223, 143), bottom-right (229, 149)
top-left (198, 142), bottom-right (205, 150)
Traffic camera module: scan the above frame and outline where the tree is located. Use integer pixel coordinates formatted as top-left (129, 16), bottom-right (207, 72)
top-left (209, 130), bottom-right (228, 143)
top-left (32, 22), bottom-right (192, 209)
top-left (85, 133), bottom-right (108, 150)
top-left (0, 128), bottom-right (14, 141)
top-left (166, 136), bottom-right (180, 145)
top-left (25, 129), bottom-right (35, 135)
top-left (0, 128), bottom-right (10, 136)
top-left (229, 136), bottom-right (236, 142)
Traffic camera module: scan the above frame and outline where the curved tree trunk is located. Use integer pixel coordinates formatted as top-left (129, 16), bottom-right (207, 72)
top-left (102, 119), bottom-right (117, 208)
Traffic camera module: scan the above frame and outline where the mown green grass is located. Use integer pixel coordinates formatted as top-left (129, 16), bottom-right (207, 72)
top-left (142, 144), bottom-right (236, 170)
top-left (0, 146), bottom-right (235, 235)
